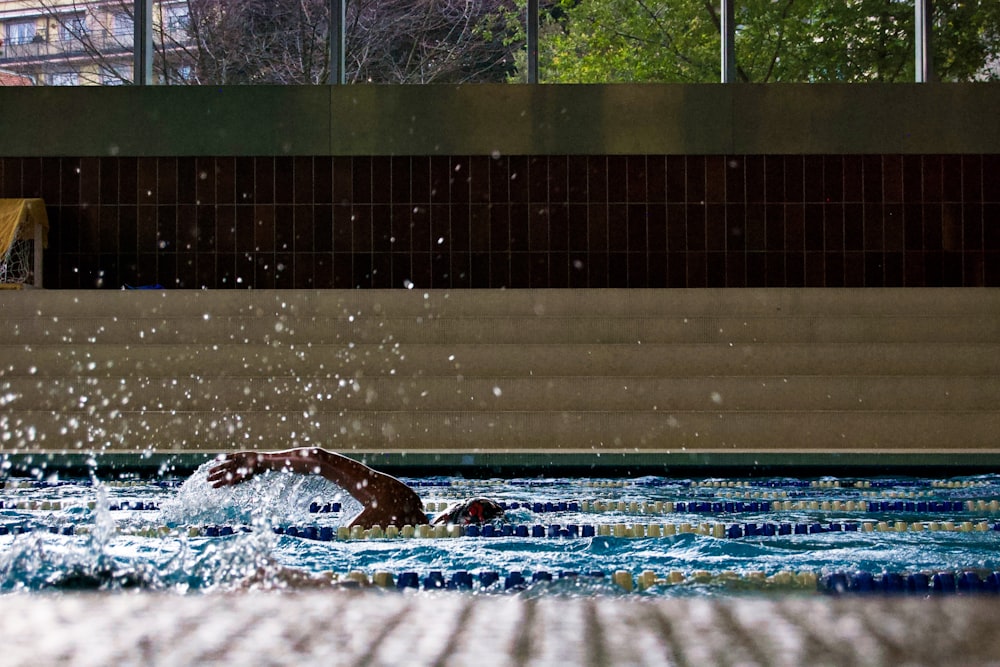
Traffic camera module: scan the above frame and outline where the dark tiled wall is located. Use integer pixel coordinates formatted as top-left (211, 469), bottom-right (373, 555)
top-left (2, 154), bottom-right (998, 289)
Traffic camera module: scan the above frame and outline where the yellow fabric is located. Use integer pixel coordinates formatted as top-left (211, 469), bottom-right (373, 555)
top-left (0, 198), bottom-right (49, 258)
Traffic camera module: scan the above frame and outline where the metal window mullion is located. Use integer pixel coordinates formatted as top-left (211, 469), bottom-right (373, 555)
top-left (915, 0), bottom-right (934, 82)
top-left (721, 0), bottom-right (736, 83)
top-left (526, 0), bottom-right (539, 83)
top-left (133, 0), bottom-right (153, 85)
top-left (329, 0), bottom-right (345, 84)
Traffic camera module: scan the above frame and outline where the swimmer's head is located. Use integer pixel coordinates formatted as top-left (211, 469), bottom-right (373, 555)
top-left (432, 498), bottom-right (505, 525)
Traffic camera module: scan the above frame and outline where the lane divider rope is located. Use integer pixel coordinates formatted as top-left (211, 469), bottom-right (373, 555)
top-left (2, 480), bottom-right (182, 490)
top-left (4, 478), bottom-right (990, 491)
top-left (424, 499), bottom-right (992, 514)
top-left (6, 520), bottom-right (999, 539)
top-left (4, 498), bottom-right (997, 515)
top-left (0, 500), bottom-right (162, 511)
top-left (237, 567), bottom-right (1000, 595)
top-left (453, 480), bottom-right (991, 489)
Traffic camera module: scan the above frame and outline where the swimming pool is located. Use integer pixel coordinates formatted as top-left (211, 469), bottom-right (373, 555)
top-left (3, 467), bottom-right (1000, 596)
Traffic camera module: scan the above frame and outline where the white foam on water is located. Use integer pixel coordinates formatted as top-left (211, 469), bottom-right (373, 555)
top-left (158, 461), bottom-right (359, 528)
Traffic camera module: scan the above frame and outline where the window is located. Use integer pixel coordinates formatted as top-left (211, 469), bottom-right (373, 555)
top-left (164, 5), bottom-right (189, 34)
top-left (113, 12), bottom-right (133, 37)
top-left (172, 65), bottom-right (194, 82)
top-left (102, 66), bottom-right (129, 85)
top-left (59, 15), bottom-right (88, 43)
top-left (48, 71), bottom-right (79, 86)
top-left (4, 20), bottom-right (38, 45)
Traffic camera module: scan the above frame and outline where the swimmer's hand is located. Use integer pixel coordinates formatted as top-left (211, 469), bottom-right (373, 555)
top-left (207, 452), bottom-right (266, 488)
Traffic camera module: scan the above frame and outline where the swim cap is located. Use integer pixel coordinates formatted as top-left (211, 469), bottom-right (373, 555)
top-left (432, 498), bottom-right (505, 525)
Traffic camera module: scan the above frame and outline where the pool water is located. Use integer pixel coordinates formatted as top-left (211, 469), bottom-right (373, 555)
top-left (3, 466), bottom-right (1000, 596)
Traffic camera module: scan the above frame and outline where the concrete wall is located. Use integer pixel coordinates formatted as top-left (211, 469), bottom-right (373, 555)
top-left (1, 84), bottom-right (999, 156)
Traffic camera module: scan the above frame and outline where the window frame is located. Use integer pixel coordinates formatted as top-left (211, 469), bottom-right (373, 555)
top-left (4, 20), bottom-right (39, 46)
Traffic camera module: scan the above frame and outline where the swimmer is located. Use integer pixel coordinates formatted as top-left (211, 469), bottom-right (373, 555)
top-left (207, 447), bottom-right (503, 530)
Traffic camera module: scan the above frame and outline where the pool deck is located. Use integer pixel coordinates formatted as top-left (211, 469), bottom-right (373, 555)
top-left (3, 591), bottom-right (1000, 666)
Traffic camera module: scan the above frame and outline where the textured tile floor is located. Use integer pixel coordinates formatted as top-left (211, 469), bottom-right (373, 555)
top-left (3, 592), bottom-right (1000, 666)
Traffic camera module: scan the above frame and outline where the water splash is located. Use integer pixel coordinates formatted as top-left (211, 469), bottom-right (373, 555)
top-left (0, 464), bottom-right (359, 592)
top-left (88, 482), bottom-right (115, 567)
top-left (159, 461), bottom-right (357, 529)
top-left (0, 480), bottom-right (162, 592)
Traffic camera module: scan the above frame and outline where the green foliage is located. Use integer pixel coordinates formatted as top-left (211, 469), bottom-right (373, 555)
top-left (526, 0), bottom-right (1000, 83)
top-left (505, 0), bottom-right (717, 82)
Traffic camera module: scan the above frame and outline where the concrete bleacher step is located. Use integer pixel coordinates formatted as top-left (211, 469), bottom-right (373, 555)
top-left (3, 343), bottom-right (999, 377)
top-left (1, 288), bottom-right (998, 470)
top-left (4, 315), bottom-right (1000, 344)
top-left (3, 409), bottom-right (997, 454)
top-left (5, 287), bottom-right (998, 317)
top-left (6, 375), bottom-right (1000, 412)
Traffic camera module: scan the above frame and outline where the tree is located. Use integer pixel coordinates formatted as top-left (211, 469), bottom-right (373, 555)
top-left (186, 0), bottom-right (520, 84)
top-left (530, 0), bottom-right (1000, 83)
top-left (345, 0), bottom-right (519, 83)
top-left (185, 0), bottom-right (330, 84)
top-left (4, 0), bottom-right (519, 85)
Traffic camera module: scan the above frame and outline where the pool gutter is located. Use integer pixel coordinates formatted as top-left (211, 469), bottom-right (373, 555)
top-left (5, 450), bottom-right (1000, 480)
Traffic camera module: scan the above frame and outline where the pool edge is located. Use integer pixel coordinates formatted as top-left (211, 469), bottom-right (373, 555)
top-left (5, 450), bottom-right (1000, 478)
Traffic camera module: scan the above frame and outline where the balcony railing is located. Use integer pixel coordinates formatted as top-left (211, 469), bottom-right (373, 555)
top-left (0, 31), bottom-right (134, 63)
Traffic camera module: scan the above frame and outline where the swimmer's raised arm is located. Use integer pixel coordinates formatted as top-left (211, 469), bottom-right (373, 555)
top-left (207, 448), bottom-right (427, 528)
